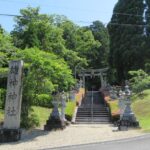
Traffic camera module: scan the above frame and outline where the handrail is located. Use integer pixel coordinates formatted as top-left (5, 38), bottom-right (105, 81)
top-left (91, 90), bottom-right (93, 122)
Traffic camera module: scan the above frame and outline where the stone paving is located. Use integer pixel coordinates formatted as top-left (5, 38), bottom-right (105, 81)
top-left (0, 124), bottom-right (145, 150)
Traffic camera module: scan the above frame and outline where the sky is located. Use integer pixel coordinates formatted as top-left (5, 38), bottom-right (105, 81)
top-left (0, 0), bottom-right (118, 32)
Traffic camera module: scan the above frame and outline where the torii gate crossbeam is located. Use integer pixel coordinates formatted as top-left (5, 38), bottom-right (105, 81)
top-left (78, 68), bottom-right (108, 89)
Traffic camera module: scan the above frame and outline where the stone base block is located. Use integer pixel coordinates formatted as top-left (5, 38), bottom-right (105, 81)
top-left (0, 128), bottom-right (21, 143)
top-left (44, 117), bottom-right (66, 131)
top-left (119, 126), bottom-right (128, 131)
top-left (117, 119), bottom-right (140, 131)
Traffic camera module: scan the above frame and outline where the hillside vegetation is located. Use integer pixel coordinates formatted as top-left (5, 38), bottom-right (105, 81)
top-left (132, 89), bottom-right (150, 132)
top-left (0, 109), bottom-right (4, 123)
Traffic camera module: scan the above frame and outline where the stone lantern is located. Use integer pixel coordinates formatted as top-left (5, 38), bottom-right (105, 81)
top-left (118, 84), bottom-right (139, 130)
top-left (110, 86), bottom-right (118, 99)
top-left (60, 91), bottom-right (67, 122)
top-left (44, 91), bottom-right (66, 131)
top-left (118, 89), bottom-right (126, 119)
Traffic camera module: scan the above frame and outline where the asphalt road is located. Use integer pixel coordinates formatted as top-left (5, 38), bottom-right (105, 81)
top-left (46, 134), bottom-right (150, 150)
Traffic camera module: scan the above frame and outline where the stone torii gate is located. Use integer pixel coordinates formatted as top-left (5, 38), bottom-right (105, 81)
top-left (78, 68), bottom-right (108, 90)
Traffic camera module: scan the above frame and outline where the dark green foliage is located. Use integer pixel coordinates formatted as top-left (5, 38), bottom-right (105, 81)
top-left (145, 62), bottom-right (150, 73)
top-left (16, 48), bottom-right (74, 127)
top-left (89, 21), bottom-right (110, 68)
top-left (0, 88), bottom-right (6, 109)
top-left (73, 27), bottom-right (101, 68)
top-left (60, 20), bottom-right (78, 50)
top-left (108, 0), bottom-right (146, 82)
top-left (129, 69), bottom-right (150, 94)
top-left (0, 27), bottom-right (17, 109)
top-left (21, 107), bottom-right (40, 128)
top-left (34, 94), bottom-right (52, 108)
top-left (16, 47), bottom-right (75, 100)
top-left (12, 7), bottom-right (65, 55)
top-left (60, 20), bottom-right (101, 69)
top-left (0, 29), bottom-right (17, 68)
top-left (145, 0), bottom-right (150, 62)
top-left (11, 7), bottom-right (89, 71)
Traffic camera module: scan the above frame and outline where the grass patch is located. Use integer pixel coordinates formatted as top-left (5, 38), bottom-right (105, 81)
top-left (108, 100), bottom-right (119, 114)
top-left (32, 106), bottom-right (52, 126)
top-left (0, 104), bottom-right (75, 127)
top-left (0, 109), bottom-right (4, 123)
top-left (132, 89), bottom-right (150, 132)
top-left (65, 101), bottom-right (76, 121)
top-left (107, 100), bottom-right (120, 122)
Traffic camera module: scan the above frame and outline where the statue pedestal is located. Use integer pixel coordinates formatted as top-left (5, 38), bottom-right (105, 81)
top-left (44, 117), bottom-right (66, 131)
top-left (0, 128), bottom-right (21, 143)
top-left (44, 100), bottom-right (66, 131)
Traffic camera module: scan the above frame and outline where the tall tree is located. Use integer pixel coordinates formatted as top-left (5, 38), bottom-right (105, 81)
top-left (89, 21), bottom-right (110, 68)
top-left (11, 7), bottom-right (86, 70)
top-left (60, 20), bottom-right (78, 50)
top-left (74, 27), bottom-right (101, 68)
top-left (145, 0), bottom-right (150, 66)
top-left (0, 26), bottom-right (17, 68)
top-left (0, 26), bottom-right (18, 109)
top-left (11, 7), bottom-right (65, 56)
top-left (59, 20), bottom-right (102, 69)
top-left (108, 0), bottom-right (145, 83)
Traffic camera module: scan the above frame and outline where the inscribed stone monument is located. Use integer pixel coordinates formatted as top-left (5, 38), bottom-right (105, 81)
top-left (0, 60), bottom-right (23, 142)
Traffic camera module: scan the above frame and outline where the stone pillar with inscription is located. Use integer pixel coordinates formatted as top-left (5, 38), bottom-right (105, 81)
top-left (0, 60), bottom-right (23, 143)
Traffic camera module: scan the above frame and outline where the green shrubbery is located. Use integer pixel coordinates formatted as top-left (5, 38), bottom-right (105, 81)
top-left (0, 88), bottom-right (6, 109)
top-left (65, 101), bottom-right (76, 121)
top-left (34, 94), bottom-right (52, 108)
top-left (21, 107), bottom-right (40, 129)
top-left (17, 48), bottom-right (75, 128)
top-left (0, 109), bottom-right (4, 123)
top-left (129, 69), bottom-right (150, 94)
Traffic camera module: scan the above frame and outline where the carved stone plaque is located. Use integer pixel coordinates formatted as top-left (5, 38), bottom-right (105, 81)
top-left (3, 60), bottom-right (23, 129)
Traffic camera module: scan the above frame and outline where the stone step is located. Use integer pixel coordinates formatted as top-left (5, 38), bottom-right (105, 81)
top-left (76, 119), bottom-right (110, 122)
top-left (76, 115), bottom-right (109, 118)
top-left (77, 109), bottom-right (108, 111)
top-left (80, 107), bottom-right (107, 109)
top-left (77, 114), bottom-right (108, 115)
top-left (76, 110), bottom-right (109, 113)
top-left (79, 106), bottom-right (107, 109)
top-left (75, 122), bottom-right (110, 124)
top-left (78, 108), bottom-right (107, 111)
top-left (77, 111), bottom-right (109, 113)
top-left (80, 104), bottom-right (106, 106)
top-left (75, 91), bottom-right (111, 124)
top-left (77, 111), bottom-right (108, 113)
top-left (76, 116), bottom-right (109, 118)
top-left (76, 118), bottom-right (110, 120)
top-left (76, 117), bottom-right (109, 121)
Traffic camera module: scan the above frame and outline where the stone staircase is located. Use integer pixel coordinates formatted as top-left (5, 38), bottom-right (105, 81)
top-left (75, 91), bottom-right (110, 124)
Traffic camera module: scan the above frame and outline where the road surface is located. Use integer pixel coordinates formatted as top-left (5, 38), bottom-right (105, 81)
top-left (47, 134), bottom-right (150, 150)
